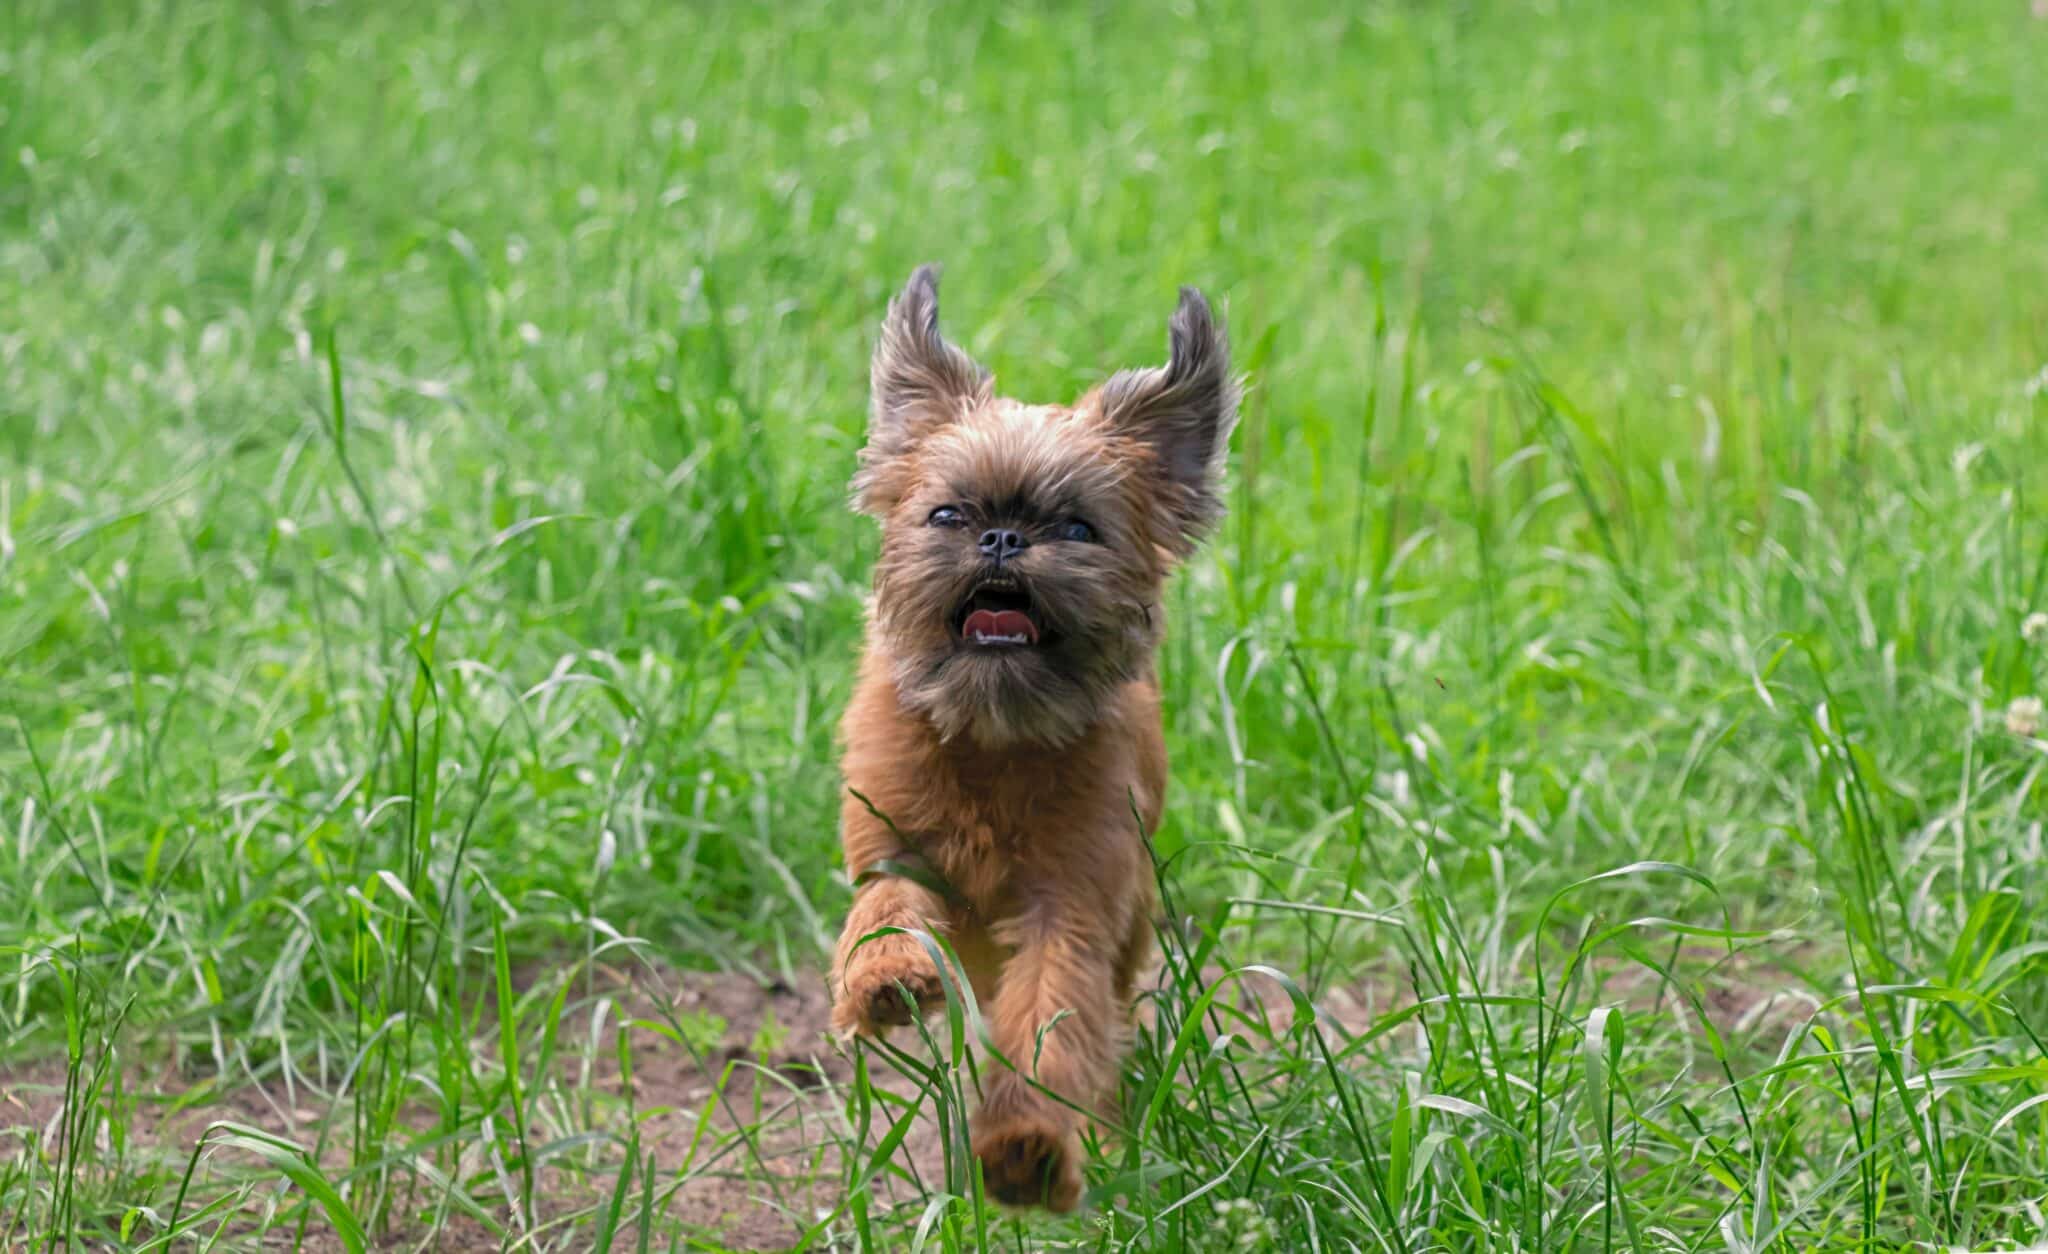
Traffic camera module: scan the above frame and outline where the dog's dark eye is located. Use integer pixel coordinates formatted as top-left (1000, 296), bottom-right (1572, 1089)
top-left (1058, 519), bottom-right (1098, 543)
top-left (928, 505), bottom-right (966, 527)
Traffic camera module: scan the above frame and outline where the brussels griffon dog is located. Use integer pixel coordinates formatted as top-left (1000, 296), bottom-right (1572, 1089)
top-left (829, 265), bottom-right (1236, 1210)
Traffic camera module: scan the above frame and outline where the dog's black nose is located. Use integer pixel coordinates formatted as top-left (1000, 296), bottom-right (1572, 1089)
top-left (979, 529), bottom-right (1029, 563)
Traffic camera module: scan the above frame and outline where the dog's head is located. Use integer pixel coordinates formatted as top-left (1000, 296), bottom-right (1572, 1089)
top-left (854, 265), bottom-right (1237, 746)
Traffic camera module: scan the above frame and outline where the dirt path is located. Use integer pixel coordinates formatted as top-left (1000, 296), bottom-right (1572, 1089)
top-left (1, 946), bottom-right (1814, 1249)
top-left (0, 963), bottom-right (944, 1250)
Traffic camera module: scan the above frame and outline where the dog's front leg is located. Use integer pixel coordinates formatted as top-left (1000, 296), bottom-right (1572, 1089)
top-left (831, 876), bottom-right (952, 1036)
top-left (831, 801), bottom-right (951, 1037)
top-left (972, 902), bottom-right (1124, 1211)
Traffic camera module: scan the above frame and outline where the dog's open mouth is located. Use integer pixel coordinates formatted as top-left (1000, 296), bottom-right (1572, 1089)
top-left (955, 576), bottom-right (1042, 647)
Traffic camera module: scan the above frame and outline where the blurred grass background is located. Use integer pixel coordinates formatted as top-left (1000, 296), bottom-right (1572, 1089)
top-left (4, 0), bottom-right (2048, 1248)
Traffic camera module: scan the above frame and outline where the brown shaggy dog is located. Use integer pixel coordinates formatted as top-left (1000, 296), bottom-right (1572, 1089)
top-left (829, 266), bottom-right (1236, 1211)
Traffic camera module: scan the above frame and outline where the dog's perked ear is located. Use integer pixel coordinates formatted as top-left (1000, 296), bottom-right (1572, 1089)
top-left (1097, 287), bottom-right (1240, 551)
top-left (854, 264), bottom-right (991, 515)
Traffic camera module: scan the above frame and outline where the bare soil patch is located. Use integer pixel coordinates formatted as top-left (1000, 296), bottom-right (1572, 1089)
top-left (0, 964), bottom-right (941, 1251)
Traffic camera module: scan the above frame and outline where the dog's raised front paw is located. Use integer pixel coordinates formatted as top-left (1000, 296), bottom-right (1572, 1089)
top-left (831, 943), bottom-right (945, 1037)
top-left (971, 1113), bottom-right (1084, 1211)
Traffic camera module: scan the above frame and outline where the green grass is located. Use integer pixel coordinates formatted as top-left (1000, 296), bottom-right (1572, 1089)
top-left (5, 0), bottom-right (2048, 1248)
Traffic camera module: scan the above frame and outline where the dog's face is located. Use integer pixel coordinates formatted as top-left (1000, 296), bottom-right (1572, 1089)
top-left (853, 266), bottom-right (1237, 746)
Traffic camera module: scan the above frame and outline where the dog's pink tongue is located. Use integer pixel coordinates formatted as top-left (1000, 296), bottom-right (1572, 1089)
top-left (962, 609), bottom-right (1039, 644)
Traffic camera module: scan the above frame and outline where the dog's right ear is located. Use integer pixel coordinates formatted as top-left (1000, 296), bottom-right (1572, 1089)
top-left (1096, 287), bottom-right (1238, 552)
top-left (854, 265), bottom-right (991, 515)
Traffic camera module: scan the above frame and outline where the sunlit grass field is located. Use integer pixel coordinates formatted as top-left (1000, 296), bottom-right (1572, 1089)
top-left (5, 0), bottom-right (2048, 1248)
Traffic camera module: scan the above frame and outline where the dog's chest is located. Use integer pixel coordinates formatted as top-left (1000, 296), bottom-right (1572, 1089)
top-left (911, 759), bottom-right (1119, 912)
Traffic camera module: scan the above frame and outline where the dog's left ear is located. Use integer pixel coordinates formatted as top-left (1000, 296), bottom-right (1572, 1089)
top-left (1098, 287), bottom-right (1239, 550)
top-left (854, 264), bottom-right (991, 515)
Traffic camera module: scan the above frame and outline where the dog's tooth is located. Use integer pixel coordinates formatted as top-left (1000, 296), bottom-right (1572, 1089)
top-left (969, 631), bottom-right (1028, 646)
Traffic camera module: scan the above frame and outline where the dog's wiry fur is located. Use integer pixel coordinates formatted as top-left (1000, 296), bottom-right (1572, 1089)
top-left (830, 266), bottom-right (1236, 1210)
